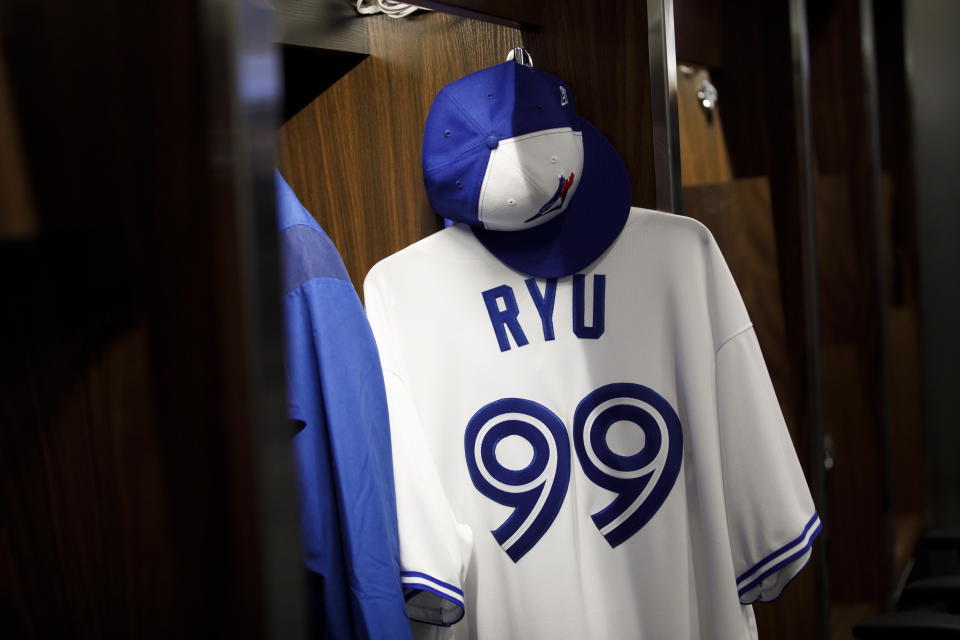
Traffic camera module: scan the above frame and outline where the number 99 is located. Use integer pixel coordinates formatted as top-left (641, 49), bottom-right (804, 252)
top-left (465, 384), bottom-right (683, 559)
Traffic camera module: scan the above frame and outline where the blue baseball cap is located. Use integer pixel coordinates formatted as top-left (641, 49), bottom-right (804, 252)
top-left (422, 61), bottom-right (631, 279)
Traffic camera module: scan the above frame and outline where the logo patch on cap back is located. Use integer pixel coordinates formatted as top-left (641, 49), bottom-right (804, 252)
top-left (477, 127), bottom-right (584, 231)
top-left (525, 173), bottom-right (575, 223)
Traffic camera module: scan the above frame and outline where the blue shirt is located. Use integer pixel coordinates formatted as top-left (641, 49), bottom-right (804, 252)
top-left (276, 171), bottom-right (411, 639)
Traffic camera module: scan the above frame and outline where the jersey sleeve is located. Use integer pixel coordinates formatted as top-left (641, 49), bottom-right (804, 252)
top-left (717, 327), bottom-right (820, 603)
top-left (706, 233), bottom-right (820, 605)
top-left (364, 271), bottom-right (474, 627)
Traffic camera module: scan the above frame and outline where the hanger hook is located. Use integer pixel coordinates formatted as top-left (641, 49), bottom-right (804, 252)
top-left (506, 47), bottom-right (534, 68)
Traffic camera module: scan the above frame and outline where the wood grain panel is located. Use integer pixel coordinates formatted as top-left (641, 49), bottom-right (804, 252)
top-left (0, 0), bottom-right (286, 636)
top-left (1, 320), bottom-right (174, 637)
top-left (279, 12), bottom-right (520, 292)
top-left (276, 0), bottom-right (369, 54)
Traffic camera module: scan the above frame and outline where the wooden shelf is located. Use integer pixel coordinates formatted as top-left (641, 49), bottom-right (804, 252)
top-left (275, 0), bottom-right (369, 54)
top-left (281, 45), bottom-right (366, 121)
top-left (414, 1), bottom-right (542, 30)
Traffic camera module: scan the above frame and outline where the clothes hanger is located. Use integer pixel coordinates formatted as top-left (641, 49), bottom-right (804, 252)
top-left (506, 47), bottom-right (534, 67)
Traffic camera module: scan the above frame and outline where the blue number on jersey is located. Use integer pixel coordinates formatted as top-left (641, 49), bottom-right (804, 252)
top-left (572, 383), bottom-right (684, 547)
top-left (465, 384), bottom-right (683, 558)
top-left (464, 398), bottom-right (571, 562)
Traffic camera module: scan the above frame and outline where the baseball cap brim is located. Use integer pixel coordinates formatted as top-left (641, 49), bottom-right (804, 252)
top-left (471, 116), bottom-right (631, 279)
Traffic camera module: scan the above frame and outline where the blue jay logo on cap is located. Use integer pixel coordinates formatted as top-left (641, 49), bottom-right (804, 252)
top-left (525, 172), bottom-right (576, 224)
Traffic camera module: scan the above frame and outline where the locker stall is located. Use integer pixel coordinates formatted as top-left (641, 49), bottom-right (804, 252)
top-left (672, 0), bottom-right (826, 637)
top-left (0, 0), bottom-right (935, 638)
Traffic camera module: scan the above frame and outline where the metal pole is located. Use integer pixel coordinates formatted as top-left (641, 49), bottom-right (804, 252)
top-left (788, 1), bottom-right (830, 636)
top-left (647, 0), bottom-right (682, 213)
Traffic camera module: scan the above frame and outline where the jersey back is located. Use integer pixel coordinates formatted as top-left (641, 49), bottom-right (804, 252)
top-left (363, 208), bottom-right (819, 640)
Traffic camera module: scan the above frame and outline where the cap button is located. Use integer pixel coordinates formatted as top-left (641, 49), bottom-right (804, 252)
top-left (485, 135), bottom-right (499, 149)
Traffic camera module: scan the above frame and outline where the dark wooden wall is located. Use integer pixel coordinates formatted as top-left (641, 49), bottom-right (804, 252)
top-left (0, 1), bottom-right (293, 637)
top-left (279, 2), bottom-right (655, 293)
top-left (808, 0), bottom-right (892, 634)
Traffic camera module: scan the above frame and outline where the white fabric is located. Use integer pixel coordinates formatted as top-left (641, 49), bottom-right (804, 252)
top-left (363, 209), bottom-right (816, 639)
top-left (355, 0), bottom-right (426, 19)
top-left (477, 128), bottom-right (583, 231)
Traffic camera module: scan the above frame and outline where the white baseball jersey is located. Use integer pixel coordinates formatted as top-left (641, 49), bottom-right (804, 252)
top-left (363, 208), bottom-right (819, 640)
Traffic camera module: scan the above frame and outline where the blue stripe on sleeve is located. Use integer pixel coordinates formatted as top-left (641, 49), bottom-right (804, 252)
top-left (737, 519), bottom-right (823, 598)
top-left (740, 541), bottom-right (818, 605)
top-left (736, 513), bottom-right (821, 586)
top-left (401, 570), bottom-right (467, 626)
top-left (400, 571), bottom-right (464, 596)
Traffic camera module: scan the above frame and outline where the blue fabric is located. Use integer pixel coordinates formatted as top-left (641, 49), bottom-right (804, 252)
top-left (279, 224), bottom-right (350, 293)
top-left (421, 61), bottom-right (631, 279)
top-left (276, 171), bottom-right (411, 640)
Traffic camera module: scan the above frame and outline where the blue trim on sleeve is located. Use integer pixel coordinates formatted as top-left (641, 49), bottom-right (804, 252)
top-left (741, 543), bottom-right (818, 605)
top-left (736, 513), bottom-right (820, 585)
top-left (737, 516), bottom-right (823, 599)
top-left (400, 571), bottom-right (464, 596)
top-left (401, 570), bottom-right (466, 627)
